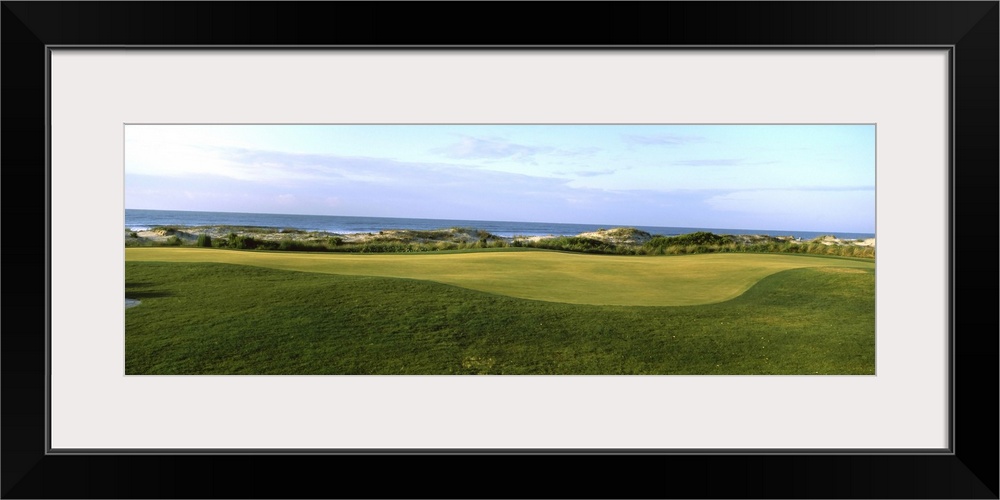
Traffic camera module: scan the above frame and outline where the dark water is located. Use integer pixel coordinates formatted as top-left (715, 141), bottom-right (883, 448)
top-left (125, 209), bottom-right (875, 240)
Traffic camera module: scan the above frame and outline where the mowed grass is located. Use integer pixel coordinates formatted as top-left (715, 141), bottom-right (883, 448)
top-left (125, 247), bottom-right (873, 306)
top-left (124, 250), bottom-right (875, 375)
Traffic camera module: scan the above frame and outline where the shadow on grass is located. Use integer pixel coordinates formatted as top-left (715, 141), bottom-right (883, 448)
top-left (125, 281), bottom-right (173, 299)
top-left (125, 290), bottom-right (173, 299)
top-left (125, 281), bottom-right (158, 289)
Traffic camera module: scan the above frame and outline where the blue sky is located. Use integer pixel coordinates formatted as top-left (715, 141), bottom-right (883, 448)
top-left (125, 124), bottom-right (875, 233)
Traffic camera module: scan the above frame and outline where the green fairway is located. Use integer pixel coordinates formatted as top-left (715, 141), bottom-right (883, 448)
top-left (124, 259), bottom-right (875, 375)
top-left (125, 247), bottom-right (873, 306)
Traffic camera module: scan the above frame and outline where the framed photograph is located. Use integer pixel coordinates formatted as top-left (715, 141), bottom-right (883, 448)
top-left (5, 2), bottom-right (997, 498)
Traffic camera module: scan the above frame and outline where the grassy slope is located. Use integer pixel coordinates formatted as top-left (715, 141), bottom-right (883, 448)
top-left (125, 247), bottom-right (873, 306)
top-left (125, 260), bottom-right (875, 375)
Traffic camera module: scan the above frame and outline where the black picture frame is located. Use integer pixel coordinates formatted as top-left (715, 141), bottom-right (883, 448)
top-left (3, 2), bottom-right (997, 498)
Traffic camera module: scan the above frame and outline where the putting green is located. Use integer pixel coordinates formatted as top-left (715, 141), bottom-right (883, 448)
top-left (125, 248), bottom-right (874, 306)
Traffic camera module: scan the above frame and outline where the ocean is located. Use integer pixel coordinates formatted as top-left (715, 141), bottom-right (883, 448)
top-left (124, 209), bottom-right (875, 240)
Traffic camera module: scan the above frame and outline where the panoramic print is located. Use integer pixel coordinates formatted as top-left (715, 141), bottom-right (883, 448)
top-left (124, 124), bottom-right (875, 375)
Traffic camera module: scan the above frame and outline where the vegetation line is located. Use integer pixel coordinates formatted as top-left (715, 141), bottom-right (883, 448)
top-left (126, 226), bottom-right (875, 259)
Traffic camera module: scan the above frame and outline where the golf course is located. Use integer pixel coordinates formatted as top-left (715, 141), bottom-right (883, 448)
top-left (125, 246), bottom-right (876, 375)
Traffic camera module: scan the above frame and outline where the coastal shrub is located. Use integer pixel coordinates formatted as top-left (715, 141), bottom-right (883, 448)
top-left (278, 239), bottom-right (302, 251)
top-left (164, 236), bottom-right (183, 246)
top-left (645, 232), bottom-right (730, 250)
top-left (528, 236), bottom-right (612, 253)
top-left (128, 231), bottom-right (139, 238)
top-left (256, 240), bottom-right (281, 251)
top-left (226, 233), bottom-right (258, 250)
top-left (277, 239), bottom-right (329, 252)
top-left (196, 234), bottom-right (212, 247)
top-left (432, 241), bottom-right (449, 251)
top-left (645, 237), bottom-right (669, 249)
top-left (614, 245), bottom-right (638, 255)
top-left (352, 241), bottom-right (412, 253)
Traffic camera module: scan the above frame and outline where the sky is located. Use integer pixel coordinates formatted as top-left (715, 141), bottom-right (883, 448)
top-left (125, 124), bottom-right (876, 233)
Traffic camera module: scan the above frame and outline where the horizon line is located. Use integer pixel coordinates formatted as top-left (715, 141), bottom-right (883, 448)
top-left (124, 207), bottom-right (876, 236)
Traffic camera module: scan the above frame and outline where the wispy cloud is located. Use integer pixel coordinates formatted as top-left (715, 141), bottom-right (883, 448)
top-left (669, 159), bottom-right (781, 167)
top-left (789, 185), bottom-right (874, 192)
top-left (431, 136), bottom-right (552, 160)
top-left (551, 146), bottom-right (602, 157)
top-left (623, 134), bottom-right (704, 146)
top-left (224, 149), bottom-right (405, 184)
top-left (671, 158), bottom-right (748, 167)
top-left (192, 147), bottom-right (573, 192)
top-left (573, 168), bottom-right (617, 177)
